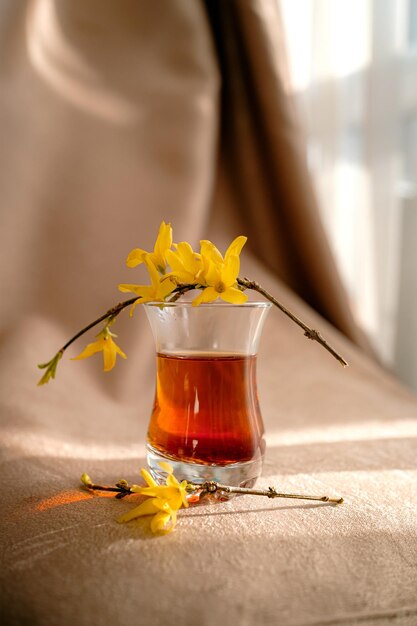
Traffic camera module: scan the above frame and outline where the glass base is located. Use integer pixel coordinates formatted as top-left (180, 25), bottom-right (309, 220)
top-left (147, 444), bottom-right (263, 491)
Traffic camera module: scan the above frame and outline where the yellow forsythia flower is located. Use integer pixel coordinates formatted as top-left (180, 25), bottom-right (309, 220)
top-left (192, 235), bottom-right (248, 306)
top-left (118, 463), bottom-right (188, 534)
top-left (165, 242), bottom-right (203, 284)
top-left (118, 254), bottom-right (176, 315)
top-left (71, 327), bottom-right (127, 372)
top-left (198, 235), bottom-right (247, 283)
top-left (125, 221), bottom-right (172, 274)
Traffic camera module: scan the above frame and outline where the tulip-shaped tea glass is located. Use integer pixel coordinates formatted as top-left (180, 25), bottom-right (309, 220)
top-left (144, 302), bottom-right (271, 487)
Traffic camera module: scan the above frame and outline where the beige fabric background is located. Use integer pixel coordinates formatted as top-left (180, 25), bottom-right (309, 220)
top-left (1, 1), bottom-right (417, 625)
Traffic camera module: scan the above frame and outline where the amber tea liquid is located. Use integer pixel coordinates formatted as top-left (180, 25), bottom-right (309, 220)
top-left (147, 353), bottom-right (265, 465)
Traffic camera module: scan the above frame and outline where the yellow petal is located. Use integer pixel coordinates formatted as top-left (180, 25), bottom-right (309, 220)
top-left (166, 473), bottom-right (180, 488)
top-left (117, 498), bottom-right (161, 523)
top-left (128, 298), bottom-right (143, 317)
top-left (220, 287), bottom-right (248, 304)
top-left (221, 254), bottom-right (240, 286)
top-left (166, 492), bottom-right (184, 511)
top-left (155, 221), bottom-right (172, 254)
top-left (200, 286), bottom-right (219, 302)
top-left (176, 241), bottom-right (195, 265)
top-left (225, 235), bottom-right (247, 260)
top-left (150, 509), bottom-right (174, 534)
top-left (151, 498), bottom-right (172, 511)
top-left (143, 254), bottom-right (161, 289)
top-left (156, 277), bottom-right (177, 300)
top-left (177, 242), bottom-right (202, 275)
top-left (118, 283), bottom-right (150, 295)
top-left (71, 339), bottom-right (104, 361)
top-left (200, 240), bottom-right (224, 265)
top-left (165, 249), bottom-right (185, 274)
top-left (140, 468), bottom-right (158, 488)
top-left (137, 485), bottom-right (178, 499)
top-left (191, 287), bottom-right (219, 306)
top-left (102, 339), bottom-right (117, 372)
top-left (204, 260), bottom-right (221, 287)
top-left (153, 221), bottom-right (172, 270)
top-left (117, 284), bottom-right (154, 316)
top-left (165, 268), bottom-right (193, 284)
top-left (126, 248), bottom-right (147, 268)
top-left (114, 343), bottom-right (127, 360)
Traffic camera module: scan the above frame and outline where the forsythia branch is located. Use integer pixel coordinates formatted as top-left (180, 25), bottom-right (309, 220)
top-left (38, 279), bottom-right (347, 385)
top-left (80, 471), bottom-right (343, 535)
top-left (238, 278), bottom-right (348, 367)
top-left (37, 226), bottom-right (349, 383)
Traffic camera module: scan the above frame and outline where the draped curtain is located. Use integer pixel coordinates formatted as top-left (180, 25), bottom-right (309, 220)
top-left (280, 0), bottom-right (417, 386)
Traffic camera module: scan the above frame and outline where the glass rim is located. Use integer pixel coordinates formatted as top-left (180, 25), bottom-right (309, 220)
top-left (143, 301), bottom-right (272, 309)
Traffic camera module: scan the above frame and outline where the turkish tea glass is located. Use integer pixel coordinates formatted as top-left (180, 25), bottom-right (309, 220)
top-left (144, 301), bottom-right (271, 487)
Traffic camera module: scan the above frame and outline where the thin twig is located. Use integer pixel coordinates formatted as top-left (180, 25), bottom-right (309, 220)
top-left (60, 298), bottom-right (138, 352)
top-left (81, 477), bottom-right (135, 499)
top-left (238, 277), bottom-right (348, 367)
top-left (188, 481), bottom-right (344, 504)
top-left (167, 284), bottom-right (198, 303)
top-left (86, 484), bottom-right (129, 494)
